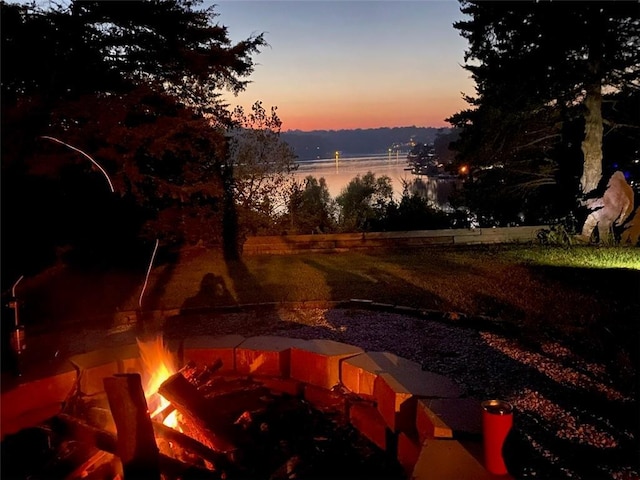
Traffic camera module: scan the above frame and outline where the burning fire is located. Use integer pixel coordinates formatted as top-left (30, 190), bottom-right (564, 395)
top-left (136, 335), bottom-right (180, 429)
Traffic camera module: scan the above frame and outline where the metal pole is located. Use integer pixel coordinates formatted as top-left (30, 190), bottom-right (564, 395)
top-left (11, 275), bottom-right (24, 328)
top-left (8, 275), bottom-right (25, 374)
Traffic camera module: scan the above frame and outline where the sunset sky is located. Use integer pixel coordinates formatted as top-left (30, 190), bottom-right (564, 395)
top-left (213, 0), bottom-right (475, 132)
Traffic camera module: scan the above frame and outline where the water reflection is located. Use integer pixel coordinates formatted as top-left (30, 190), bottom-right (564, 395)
top-left (293, 154), bottom-right (460, 209)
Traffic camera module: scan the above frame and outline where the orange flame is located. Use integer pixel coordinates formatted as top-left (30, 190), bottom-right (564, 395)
top-left (136, 335), bottom-right (179, 429)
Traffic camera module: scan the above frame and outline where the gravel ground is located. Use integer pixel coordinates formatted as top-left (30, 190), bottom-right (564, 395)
top-left (8, 306), bottom-right (639, 480)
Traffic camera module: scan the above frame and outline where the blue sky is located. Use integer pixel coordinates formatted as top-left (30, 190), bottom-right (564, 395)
top-left (211, 1), bottom-right (474, 131)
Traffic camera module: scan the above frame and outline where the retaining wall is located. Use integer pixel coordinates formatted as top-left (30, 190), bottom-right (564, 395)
top-left (244, 226), bottom-right (544, 255)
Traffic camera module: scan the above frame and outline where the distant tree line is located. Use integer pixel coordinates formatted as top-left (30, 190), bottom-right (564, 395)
top-left (276, 172), bottom-right (461, 236)
top-left (281, 127), bottom-right (447, 161)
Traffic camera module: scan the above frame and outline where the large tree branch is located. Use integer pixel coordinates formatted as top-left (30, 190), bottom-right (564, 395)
top-left (516, 133), bottom-right (561, 151)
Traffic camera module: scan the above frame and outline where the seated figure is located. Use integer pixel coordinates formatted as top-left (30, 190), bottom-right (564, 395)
top-left (579, 171), bottom-right (634, 243)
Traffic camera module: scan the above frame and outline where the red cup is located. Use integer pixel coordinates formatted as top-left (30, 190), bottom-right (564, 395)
top-left (481, 399), bottom-right (513, 475)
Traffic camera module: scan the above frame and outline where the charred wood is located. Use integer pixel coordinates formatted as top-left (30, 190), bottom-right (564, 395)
top-left (152, 420), bottom-right (236, 474)
top-left (158, 372), bottom-right (241, 454)
top-left (180, 358), bottom-right (223, 385)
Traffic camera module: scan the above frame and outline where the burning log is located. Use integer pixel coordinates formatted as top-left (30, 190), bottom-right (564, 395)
top-left (53, 413), bottom-right (118, 453)
top-left (65, 450), bottom-right (115, 480)
top-left (185, 358), bottom-right (224, 385)
top-left (158, 372), bottom-right (240, 454)
top-left (52, 414), bottom-right (223, 479)
top-left (103, 373), bottom-right (161, 479)
top-left (154, 402), bottom-right (177, 424)
top-left (151, 421), bottom-right (236, 474)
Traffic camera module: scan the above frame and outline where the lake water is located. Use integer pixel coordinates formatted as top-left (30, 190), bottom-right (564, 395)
top-left (293, 154), bottom-right (460, 209)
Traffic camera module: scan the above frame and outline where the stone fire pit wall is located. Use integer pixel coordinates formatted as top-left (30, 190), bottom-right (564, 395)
top-left (1, 335), bottom-right (492, 480)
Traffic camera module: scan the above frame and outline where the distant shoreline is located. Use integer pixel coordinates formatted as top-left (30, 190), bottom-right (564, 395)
top-left (282, 126), bottom-right (449, 162)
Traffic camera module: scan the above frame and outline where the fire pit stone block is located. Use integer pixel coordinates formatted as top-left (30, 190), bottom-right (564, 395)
top-left (1, 369), bottom-right (76, 439)
top-left (374, 370), bottom-right (462, 434)
top-left (235, 336), bottom-right (307, 377)
top-left (397, 431), bottom-right (422, 475)
top-left (416, 398), bottom-right (482, 443)
top-left (416, 399), bottom-right (453, 440)
top-left (183, 334), bottom-right (245, 372)
top-left (342, 352), bottom-right (423, 396)
top-left (303, 383), bottom-right (348, 415)
top-left (290, 339), bottom-right (363, 389)
top-left (255, 376), bottom-right (304, 397)
top-left (411, 438), bottom-right (491, 480)
top-left (349, 401), bottom-right (393, 452)
top-left (69, 344), bottom-right (139, 395)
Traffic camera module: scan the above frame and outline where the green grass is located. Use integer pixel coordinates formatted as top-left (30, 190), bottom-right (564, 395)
top-left (22, 244), bottom-right (639, 348)
top-left (504, 244), bottom-right (640, 270)
top-left (24, 244), bottom-right (639, 321)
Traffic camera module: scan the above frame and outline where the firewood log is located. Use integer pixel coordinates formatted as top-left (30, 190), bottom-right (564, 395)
top-left (158, 372), bottom-right (241, 454)
top-left (103, 373), bottom-right (161, 480)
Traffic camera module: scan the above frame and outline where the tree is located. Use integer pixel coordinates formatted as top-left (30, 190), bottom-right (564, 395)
top-left (448, 1), bottom-right (639, 225)
top-left (385, 187), bottom-right (452, 231)
top-left (433, 129), bottom-right (460, 166)
top-left (1, 0), bottom-right (267, 281)
top-left (226, 102), bottom-right (298, 238)
top-left (336, 172), bottom-right (394, 232)
top-left (286, 176), bottom-right (337, 234)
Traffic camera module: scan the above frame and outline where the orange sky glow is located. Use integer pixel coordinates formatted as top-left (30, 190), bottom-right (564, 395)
top-left (274, 94), bottom-right (469, 131)
top-left (215, 1), bottom-right (474, 132)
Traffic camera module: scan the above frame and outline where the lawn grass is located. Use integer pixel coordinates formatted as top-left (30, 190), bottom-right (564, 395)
top-left (23, 244), bottom-right (639, 324)
top-left (23, 245), bottom-right (640, 319)
top-left (19, 243), bottom-right (639, 364)
top-left (503, 244), bottom-right (640, 269)
top-left (142, 244), bottom-right (638, 319)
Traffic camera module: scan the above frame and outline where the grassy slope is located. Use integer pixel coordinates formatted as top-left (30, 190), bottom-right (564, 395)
top-left (20, 244), bottom-right (639, 352)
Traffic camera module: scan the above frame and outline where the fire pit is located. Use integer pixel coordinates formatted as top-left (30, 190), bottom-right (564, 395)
top-left (1, 335), bottom-right (492, 479)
